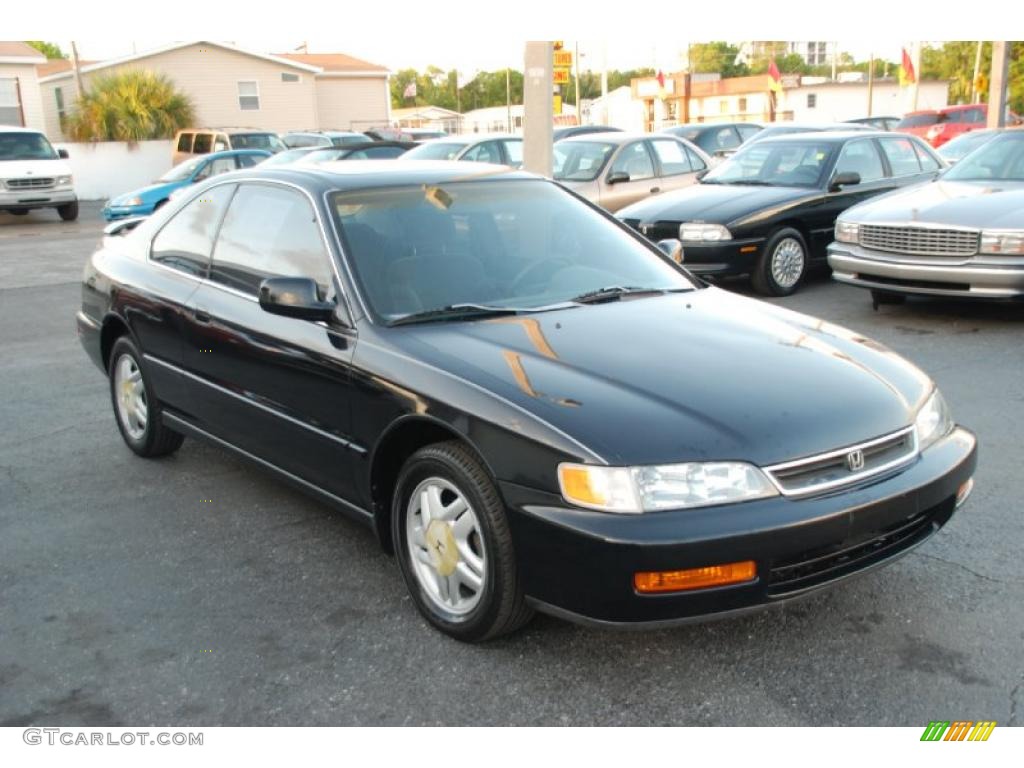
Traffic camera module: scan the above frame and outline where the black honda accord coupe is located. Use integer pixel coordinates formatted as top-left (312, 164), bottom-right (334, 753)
top-left (77, 160), bottom-right (977, 641)
top-left (617, 131), bottom-right (945, 296)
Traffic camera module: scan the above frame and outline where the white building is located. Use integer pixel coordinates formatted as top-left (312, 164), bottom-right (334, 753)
top-left (0, 42), bottom-right (46, 131)
top-left (737, 42), bottom-right (836, 68)
top-left (461, 103), bottom-right (576, 135)
top-left (782, 78), bottom-right (949, 122)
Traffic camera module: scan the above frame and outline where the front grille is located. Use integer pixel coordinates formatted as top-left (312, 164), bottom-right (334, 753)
top-left (6, 177), bottom-right (55, 190)
top-left (767, 498), bottom-right (954, 595)
top-left (765, 427), bottom-right (917, 497)
top-left (860, 224), bottom-right (979, 257)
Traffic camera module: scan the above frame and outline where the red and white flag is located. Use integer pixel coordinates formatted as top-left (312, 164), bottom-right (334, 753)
top-left (403, 81), bottom-right (417, 99)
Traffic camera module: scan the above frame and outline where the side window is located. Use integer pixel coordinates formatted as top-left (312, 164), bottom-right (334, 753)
top-left (712, 126), bottom-right (741, 151)
top-left (879, 137), bottom-right (923, 176)
top-left (202, 156), bottom-right (237, 178)
top-left (176, 132), bottom-right (193, 153)
top-left (610, 142), bottom-right (655, 180)
top-left (649, 139), bottom-right (692, 176)
top-left (213, 134), bottom-right (228, 152)
top-left (685, 146), bottom-right (707, 171)
top-left (912, 141), bottom-right (941, 171)
top-left (463, 141), bottom-right (502, 164)
top-left (192, 133), bottom-right (212, 154)
top-left (235, 153), bottom-right (263, 168)
top-left (833, 140), bottom-right (885, 183)
top-left (362, 145), bottom-right (407, 159)
top-left (210, 184), bottom-right (333, 298)
top-left (501, 139), bottom-right (523, 168)
top-left (150, 184), bottom-right (236, 278)
top-left (736, 124), bottom-right (761, 141)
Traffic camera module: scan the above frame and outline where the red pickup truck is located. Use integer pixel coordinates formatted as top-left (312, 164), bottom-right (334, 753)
top-left (896, 104), bottom-right (1022, 148)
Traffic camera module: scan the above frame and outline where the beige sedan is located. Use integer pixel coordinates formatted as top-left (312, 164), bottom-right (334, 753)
top-left (554, 132), bottom-right (712, 212)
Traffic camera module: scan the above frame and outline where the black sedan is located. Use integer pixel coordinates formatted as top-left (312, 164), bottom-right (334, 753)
top-left (660, 122), bottom-right (763, 161)
top-left (617, 131), bottom-right (945, 295)
top-left (77, 161), bottom-right (976, 641)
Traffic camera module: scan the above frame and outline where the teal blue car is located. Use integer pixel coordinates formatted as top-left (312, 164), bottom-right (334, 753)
top-left (101, 149), bottom-right (271, 221)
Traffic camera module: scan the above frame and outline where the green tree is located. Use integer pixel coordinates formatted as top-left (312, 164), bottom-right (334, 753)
top-left (65, 70), bottom-right (195, 142)
top-left (26, 40), bottom-right (67, 59)
top-left (921, 41), bottom-right (1023, 113)
top-left (688, 42), bottom-right (748, 77)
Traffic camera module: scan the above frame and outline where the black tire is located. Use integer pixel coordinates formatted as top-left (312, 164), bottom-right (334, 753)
top-left (751, 227), bottom-right (808, 296)
top-left (870, 289), bottom-right (907, 307)
top-left (57, 201), bottom-right (79, 221)
top-left (108, 336), bottom-right (184, 458)
top-left (392, 441), bottom-right (533, 642)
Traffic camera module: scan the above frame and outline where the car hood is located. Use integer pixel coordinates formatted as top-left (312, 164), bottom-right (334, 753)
top-left (389, 288), bottom-right (933, 466)
top-left (0, 159), bottom-right (72, 179)
top-left (843, 179), bottom-right (1024, 228)
top-left (109, 180), bottom-right (185, 206)
top-left (616, 182), bottom-right (819, 226)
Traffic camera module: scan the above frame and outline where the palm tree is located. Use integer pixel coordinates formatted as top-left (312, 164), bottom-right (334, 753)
top-left (65, 70), bottom-right (195, 142)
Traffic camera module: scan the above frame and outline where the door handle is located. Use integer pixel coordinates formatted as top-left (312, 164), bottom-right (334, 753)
top-left (193, 307), bottom-right (211, 324)
top-left (650, 186), bottom-right (661, 193)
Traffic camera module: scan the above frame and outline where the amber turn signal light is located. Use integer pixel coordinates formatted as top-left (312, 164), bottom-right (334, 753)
top-left (634, 561), bottom-right (757, 594)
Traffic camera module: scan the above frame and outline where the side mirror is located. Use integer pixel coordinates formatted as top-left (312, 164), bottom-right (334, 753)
top-left (57, 148), bottom-right (69, 159)
top-left (607, 170), bottom-right (630, 184)
top-left (656, 238), bottom-right (684, 264)
top-left (258, 277), bottom-right (336, 322)
top-left (829, 171), bottom-right (861, 192)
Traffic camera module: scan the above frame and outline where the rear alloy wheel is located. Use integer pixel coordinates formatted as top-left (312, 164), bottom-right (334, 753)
top-left (752, 227), bottom-right (807, 296)
top-left (393, 441), bottom-right (533, 642)
top-left (108, 336), bottom-right (184, 457)
top-left (57, 201), bottom-right (79, 221)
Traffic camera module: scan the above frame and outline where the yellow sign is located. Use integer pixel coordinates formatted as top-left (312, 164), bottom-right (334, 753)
top-left (553, 95), bottom-right (562, 115)
top-left (553, 51), bottom-right (573, 68)
top-left (553, 68), bottom-right (570, 85)
top-left (553, 41), bottom-right (564, 51)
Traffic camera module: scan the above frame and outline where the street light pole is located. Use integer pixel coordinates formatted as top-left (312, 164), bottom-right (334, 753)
top-left (575, 41), bottom-right (581, 125)
top-left (987, 42), bottom-right (1010, 129)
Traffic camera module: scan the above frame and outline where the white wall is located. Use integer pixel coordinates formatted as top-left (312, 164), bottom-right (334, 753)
top-left (0, 64), bottom-right (45, 132)
top-left (53, 140), bottom-right (174, 201)
top-left (783, 82), bottom-right (950, 122)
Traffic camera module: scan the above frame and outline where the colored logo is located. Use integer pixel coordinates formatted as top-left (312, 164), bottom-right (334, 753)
top-left (920, 721), bottom-right (996, 742)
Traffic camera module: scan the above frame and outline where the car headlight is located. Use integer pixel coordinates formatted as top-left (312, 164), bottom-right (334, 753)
top-left (679, 222), bottom-right (732, 242)
top-left (835, 220), bottom-right (860, 244)
top-left (980, 230), bottom-right (1024, 255)
top-left (914, 388), bottom-right (954, 451)
top-left (57, 175), bottom-right (73, 186)
top-left (558, 461), bottom-right (778, 514)
top-left (122, 196), bottom-right (143, 207)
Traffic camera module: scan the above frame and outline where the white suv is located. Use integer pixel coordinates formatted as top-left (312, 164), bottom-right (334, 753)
top-left (0, 126), bottom-right (78, 221)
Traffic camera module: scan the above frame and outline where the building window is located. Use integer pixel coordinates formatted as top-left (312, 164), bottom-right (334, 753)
top-left (281, 72), bottom-right (299, 83)
top-left (238, 81), bottom-right (260, 111)
top-left (738, 97), bottom-right (748, 113)
top-left (719, 99), bottom-right (728, 114)
top-left (55, 87), bottom-right (66, 122)
top-left (807, 93), bottom-right (817, 109)
top-left (0, 78), bottom-right (23, 126)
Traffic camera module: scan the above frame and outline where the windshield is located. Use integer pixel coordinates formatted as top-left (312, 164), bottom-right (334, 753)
top-left (0, 132), bottom-right (59, 161)
top-left (943, 133), bottom-right (1024, 181)
top-left (897, 113), bottom-right (941, 128)
top-left (402, 142), bottom-right (468, 161)
top-left (302, 148), bottom-right (347, 164)
top-left (702, 139), bottom-right (836, 188)
top-left (330, 179), bottom-right (696, 322)
top-left (553, 141), bottom-right (616, 181)
top-left (159, 157), bottom-right (205, 181)
top-left (230, 133), bottom-right (286, 152)
top-left (259, 148), bottom-right (313, 166)
top-left (331, 134), bottom-right (370, 146)
top-left (938, 131), bottom-right (997, 163)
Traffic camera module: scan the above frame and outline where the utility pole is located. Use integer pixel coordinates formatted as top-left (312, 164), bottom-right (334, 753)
top-left (866, 52), bottom-right (874, 117)
top-left (600, 41), bottom-right (608, 125)
top-left (971, 41), bottom-right (983, 103)
top-left (987, 42), bottom-right (1010, 128)
top-left (831, 42), bottom-right (838, 81)
top-left (910, 42), bottom-right (921, 111)
top-left (70, 41), bottom-right (85, 99)
top-left (506, 67), bottom-right (512, 132)
top-left (575, 41), bottom-right (581, 124)
top-left (523, 42), bottom-right (554, 176)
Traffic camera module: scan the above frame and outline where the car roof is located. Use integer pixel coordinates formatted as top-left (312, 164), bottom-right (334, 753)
top-left (671, 122), bottom-right (762, 131)
top-left (753, 129), bottom-right (891, 143)
top-left (417, 133), bottom-right (520, 145)
top-left (179, 127), bottom-right (276, 133)
top-left (203, 148), bottom-right (273, 158)
top-left (0, 125), bottom-right (47, 134)
top-left (558, 131), bottom-right (671, 145)
top-left (229, 160), bottom-right (537, 193)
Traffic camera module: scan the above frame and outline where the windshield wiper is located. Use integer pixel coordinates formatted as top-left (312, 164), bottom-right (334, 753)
top-left (569, 286), bottom-right (689, 304)
top-left (389, 303), bottom-right (523, 327)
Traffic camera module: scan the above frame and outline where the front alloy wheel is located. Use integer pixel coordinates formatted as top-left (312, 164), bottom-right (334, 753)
top-left (753, 227), bottom-right (808, 296)
top-left (393, 441), bottom-right (533, 642)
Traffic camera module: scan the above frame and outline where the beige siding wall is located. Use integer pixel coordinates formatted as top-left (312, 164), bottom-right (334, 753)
top-left (39, 80), bottom-right (67, 139)
top-left (39, 44), bottom-right (318, 140)
top-left (315, 76), bottom-right (390, 131)
top-left (0, 64), bottom-right (45, 132)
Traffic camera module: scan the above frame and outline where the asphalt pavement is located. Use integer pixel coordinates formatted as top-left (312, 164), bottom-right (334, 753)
top-left (1, 204), bottom-right (1022, 726)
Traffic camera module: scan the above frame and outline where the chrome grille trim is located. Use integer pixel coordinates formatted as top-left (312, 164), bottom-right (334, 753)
top-left (859, 224), bottom-right (979, 257)
top-left (764, 426), bottom-right (918, 498)
top-left (6, 177), bottom-right (56, 190)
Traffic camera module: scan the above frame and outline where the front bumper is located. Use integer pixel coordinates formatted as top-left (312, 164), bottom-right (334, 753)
top-left (828, 243), bottom-right (1024, 298)
top-left (501, 426), bottom-right (976, 626)
top-left (0, 186), bottom-right (76, 210)
top-left (675, 237), bottom-right (765, 276)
